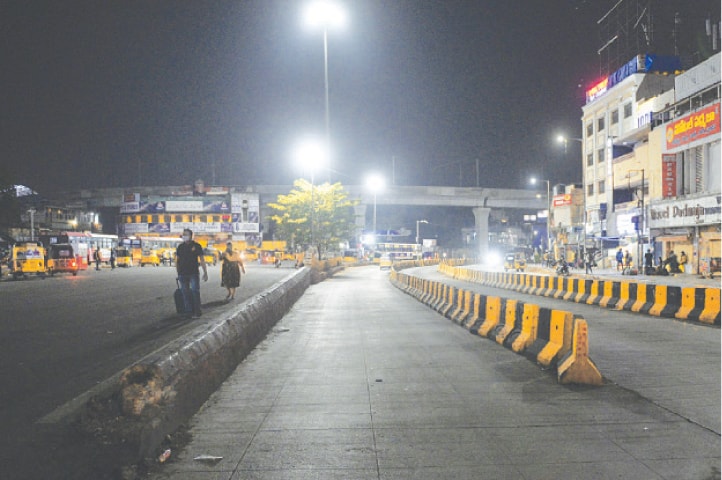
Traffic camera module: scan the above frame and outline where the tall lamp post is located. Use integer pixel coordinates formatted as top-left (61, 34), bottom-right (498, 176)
top-left (303, 1), bottom-right (346, 182)
top-left (294, 137), bottom-right (328, 258)
top-left (557, 135), bottom-right (585, 254)
top-left (366, 174), bottom-right (385, 243)
top-left (27, 209), bottom-right (36, 242)
top-left (625, 169), bottom-right (645, 271)
top-left (529, 177), bottom-right (551, 252)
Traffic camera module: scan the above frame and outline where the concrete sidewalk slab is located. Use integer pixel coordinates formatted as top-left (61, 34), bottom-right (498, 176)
top-left (147, 267), bottom-right (720, 480)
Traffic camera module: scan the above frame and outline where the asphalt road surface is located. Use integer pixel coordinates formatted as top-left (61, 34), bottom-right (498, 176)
top-left (0, 262), bottom-right (292, 479)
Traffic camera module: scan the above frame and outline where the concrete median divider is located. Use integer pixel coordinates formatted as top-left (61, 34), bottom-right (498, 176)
top-left (390, 269), bottom-right (603, 386)
top-left (79, 267), bottom-right (311, 461)
top-left (437, 263), bottom-right (720, 325)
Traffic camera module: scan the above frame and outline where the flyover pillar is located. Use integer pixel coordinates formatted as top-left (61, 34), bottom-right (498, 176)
top-left (473, 207), bottom-right (491, 259)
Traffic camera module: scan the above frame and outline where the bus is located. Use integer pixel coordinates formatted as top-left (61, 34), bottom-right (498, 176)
top-left (89, 234), bottom-right (118, 265)
top-left (373, 243), bottom-right (422, 262)
top-left (39, 232), bottom-right (119, 270)
top-left (121, 236), bottom-right (183, 267)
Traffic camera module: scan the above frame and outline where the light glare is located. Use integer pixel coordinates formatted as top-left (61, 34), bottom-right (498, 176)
top-left (303, 1), bottom-right (347, 31)
top-left (366, 173), bottom-right (385, 193)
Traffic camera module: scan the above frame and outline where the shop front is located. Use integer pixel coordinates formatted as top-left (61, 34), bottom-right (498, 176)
top-left (648, 195), bottom-right (721, 275)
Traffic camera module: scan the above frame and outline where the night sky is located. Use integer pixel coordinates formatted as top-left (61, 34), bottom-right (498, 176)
top-left (3, 1), bottom-right (719, 195)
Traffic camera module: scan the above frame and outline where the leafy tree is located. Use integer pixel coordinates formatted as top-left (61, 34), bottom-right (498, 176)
top-left (269, 179), bottom-right (358, 260)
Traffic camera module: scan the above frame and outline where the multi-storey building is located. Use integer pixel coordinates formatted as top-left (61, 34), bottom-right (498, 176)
top-left (649, 54), bottom-right (720, 275)
top-left (579, 53), bottom-right (720, 274)
top-left (117, 181), bottom-right (262, 248)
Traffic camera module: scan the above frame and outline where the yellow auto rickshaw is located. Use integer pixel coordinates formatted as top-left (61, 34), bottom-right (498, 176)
top-left (203, 248), bottom-right (218, 266)
top-left (115, 246), bottom-right (134, 267)
top-left (140, 248), bottom-right (162, 267)
top-left (10, 242), bottom-right (47, 279)
top-left (503, 252), bottom-right (526, 272)
top-left (46, 243), bottom-right (79, 276)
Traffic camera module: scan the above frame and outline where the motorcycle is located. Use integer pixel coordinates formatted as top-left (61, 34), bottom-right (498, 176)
top-left (555, 259), bottom-right (571, 276)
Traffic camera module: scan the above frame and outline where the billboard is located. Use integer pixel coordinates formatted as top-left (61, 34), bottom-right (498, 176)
top-left (666, 103), bottom-right (720, 150)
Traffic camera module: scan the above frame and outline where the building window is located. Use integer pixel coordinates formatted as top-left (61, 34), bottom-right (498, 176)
top-left (586, 183), bottom-right (594, 196)
top-left (597, 148), bottom-right (605, 163)
top-left (624, 102), bottom-right (632, 118)
top-left (597, 116), bottom-right (605, 131)
top-left (587, 153), bottom-right (594, 166)
top-left (611, 109), bottom-right (619, 125)
top-left (586, 122), bottom-right (593, 137)
top-left (598, 180), bottom-right (605, 194)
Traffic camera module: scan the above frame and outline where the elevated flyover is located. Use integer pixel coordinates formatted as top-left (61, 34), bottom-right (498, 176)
top-left (55, 184), bottom-right (545, 255)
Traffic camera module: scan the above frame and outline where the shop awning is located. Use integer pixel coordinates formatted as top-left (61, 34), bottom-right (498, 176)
top-left (654, 235), bottom-right (689, 242)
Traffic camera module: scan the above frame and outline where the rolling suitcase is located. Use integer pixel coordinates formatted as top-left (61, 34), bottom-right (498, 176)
top-left (174, 279), bottom-right (186, 314)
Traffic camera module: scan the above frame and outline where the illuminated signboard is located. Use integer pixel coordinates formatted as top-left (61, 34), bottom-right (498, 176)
top-left (552, 194), bottom-right (573, 207)
top-left (586, 78), bottom-right (609, 103)
top-left (666, 103), bottom-right (720, 150)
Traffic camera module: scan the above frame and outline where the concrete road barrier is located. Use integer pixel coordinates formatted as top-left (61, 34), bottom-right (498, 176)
top-left (390, 269), bottom-right (603, 386)
top-left (80, 267), bottom-right (311, 460)
top-left (438, 263), bottom-right (720, 325)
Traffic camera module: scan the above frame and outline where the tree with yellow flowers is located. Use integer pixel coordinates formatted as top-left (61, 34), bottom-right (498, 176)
top-left (269, 179), bottom-right (358, 260)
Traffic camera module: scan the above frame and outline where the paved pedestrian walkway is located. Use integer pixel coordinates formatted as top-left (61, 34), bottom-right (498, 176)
top-left (147, 266), bottom-right (720, 480)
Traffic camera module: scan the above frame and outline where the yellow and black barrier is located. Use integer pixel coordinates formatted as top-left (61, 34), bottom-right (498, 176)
top-left (436, 264), bottom-right (720, 325)
top-left (389, 270), bottom-right (603, 386)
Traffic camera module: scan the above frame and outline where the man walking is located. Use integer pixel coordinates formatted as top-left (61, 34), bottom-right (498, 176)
top-left (175, 229), bottom-right (208, 318)
top-left (644, 249), bottom-right (654, 275)
top-left (585, 250), bottom-right (595, 274)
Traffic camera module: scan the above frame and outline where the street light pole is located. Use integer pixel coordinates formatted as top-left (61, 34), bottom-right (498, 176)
top-left (530, 177), bottom-right (551, 252)
top-left (626, 168), bottom-right (645, 271)
top-left (293, 137), bottom-right (327, 259)
top-left (557, 135), bottom-right (585, 256)
top-left (322, 26), bottom-right (330, 181)
top-left (303, 1), bottom-right (346, 183)
top-left (545, 179), bottom-right (551, 252)
top-left (366, 174), bottom-right (385, 244)
top-left (27, 209), bottom-right (36, 242)
top-left (372, 190), bottom-right (377, 237)
top-left (311, 170), bottom-right (316, 255)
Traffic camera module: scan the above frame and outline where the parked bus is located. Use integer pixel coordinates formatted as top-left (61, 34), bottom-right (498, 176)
top-left (89, 234), bottom-right (118, 265)
top-left (121, 236), bottom-right (182, 267)
top-left (373, 242), bottom-right (422, 262)
top-left (39, 232), bottom-right (118, 270)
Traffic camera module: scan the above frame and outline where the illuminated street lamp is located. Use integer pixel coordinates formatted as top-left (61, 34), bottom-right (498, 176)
top-left (365, 173), bottom-right (384, 243)
top-left (529, 177), bottom-right (551, 252)
top-left (303, 1), bottom-right (347, 181)
top-left (293, 137), bottom-right (328, 255)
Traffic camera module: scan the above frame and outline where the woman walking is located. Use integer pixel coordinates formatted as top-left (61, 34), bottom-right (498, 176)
top-left (221, 241), bottom-right (245, 301)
